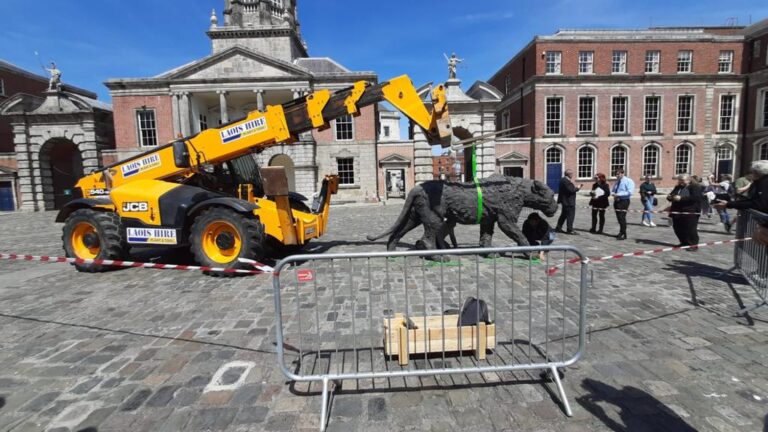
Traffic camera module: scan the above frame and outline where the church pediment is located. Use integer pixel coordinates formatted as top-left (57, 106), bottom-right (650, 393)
top-left (158, 46), bottom-right (312, 80)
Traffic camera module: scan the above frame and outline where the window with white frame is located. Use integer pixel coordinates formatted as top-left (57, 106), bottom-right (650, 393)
top-left (716, 145), bottom-right (734, 168)
top-left (546, 147), bottom-right (562, 164)
top-left (577, 146), bottom-right (595, 179)
top-left (545, 97), bottom-right (563, 135)
top-left (337, 157), bottom-right (355, 185)
top-left (719, 94), bottom-right (736, 132)
top-left (610, 145), bottom-right (628, 177)
top-left (136, 109), bottom-right (158, 147)
top-left (335, 114), bottom-right (354, 141)
top-left (754, 40), bottom-right (762, 59)
top-left (644, 96), bottom-right (661, 133)
top-left (578, 51), bottom-right (594, 74)
top-left (761, 142), bottom-right (768, 160)
top-left (677, 95), bottom-right (694, 133)
top-left (383, 125), bottom-right (390, 138)
top-left (612, 51), bottom-right (627, 74)
top-left (718, 51), bottom-right (734, 73)
top-left (677, 50), bottom-right (693, 73)
top-left (545, 51), bottom-right (561, 75)
top-left (642, 144), bottom-right (660, 177)
top-left (199, 114), bottom-right (208, 131)
top-left (761, 90), bottom-right (768, 129)
top-left (505, 74), bottom-right (512, 94)
top-left (611, 96), bottom-right (628, 134)
top-left (645, 50), bottom-right (660, 73)
top-left (578, 96), bottom-right (595, 134)
top-left (674, 143), bottom-right (692, 175)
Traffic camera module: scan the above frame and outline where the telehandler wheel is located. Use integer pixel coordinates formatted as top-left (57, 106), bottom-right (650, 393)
top-left (189, 207), bottom-right (266, 277)
top-left (62, 209), bottom-right (128, 272)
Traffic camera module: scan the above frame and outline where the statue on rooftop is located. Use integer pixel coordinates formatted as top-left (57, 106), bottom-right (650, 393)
top-left (444, 52), bottom-right (463, 80)
top-left (45, 62), bottom-right (62, 92)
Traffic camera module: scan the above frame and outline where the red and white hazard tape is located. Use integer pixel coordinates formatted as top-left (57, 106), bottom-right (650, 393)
top-left (546, 237), bottom-right (751, 275)
top-left (583, 206), bottom-right (718, 216)
top-left (0, 253), bottom-right (274, 275)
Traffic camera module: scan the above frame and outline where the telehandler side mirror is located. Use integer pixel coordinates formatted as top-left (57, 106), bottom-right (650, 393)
top-left (173, 141), bottom-right (191, 168)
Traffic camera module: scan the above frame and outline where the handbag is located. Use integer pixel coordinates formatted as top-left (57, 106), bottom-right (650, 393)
top-left (652, 198), bottom-right (658, 206)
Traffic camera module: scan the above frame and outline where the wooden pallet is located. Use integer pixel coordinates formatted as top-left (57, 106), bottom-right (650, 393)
top-left (382, 313), bottom-right (496, 366)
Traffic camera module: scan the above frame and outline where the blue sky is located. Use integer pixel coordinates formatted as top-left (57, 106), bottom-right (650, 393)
top-left (2, 0), bottom-right (766, 103)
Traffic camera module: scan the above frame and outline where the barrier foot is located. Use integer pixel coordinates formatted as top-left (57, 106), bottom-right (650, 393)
top-left (736, 300), bottom-right (768, 316)
top-left (718, 265), bottom-right (736, 278)
top-left (549, 365), bottom-right (572, 417)
top-left (319, 377), bottom-right (331, 431)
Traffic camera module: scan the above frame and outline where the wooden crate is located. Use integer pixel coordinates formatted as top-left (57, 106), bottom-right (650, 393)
top-left (382, 313), bottom-right (496, 366)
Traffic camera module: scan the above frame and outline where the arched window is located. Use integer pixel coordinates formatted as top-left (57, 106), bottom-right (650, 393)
top-left (577, 145), bottom-right (595, 179)
top-left (642, 143), bottom-right (661, 178)
top-left (610, 144), bottom-right (628, 177)
top-left (674, 143), bottom-right (693, 176)
top-left (546, 146), bottom-right (562, 164)
top-left (761, 142), bottom-right (768, 161)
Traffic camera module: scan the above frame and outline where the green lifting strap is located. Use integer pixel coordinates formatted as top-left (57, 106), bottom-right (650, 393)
top-left (472, 146), bottom-right (483, 224)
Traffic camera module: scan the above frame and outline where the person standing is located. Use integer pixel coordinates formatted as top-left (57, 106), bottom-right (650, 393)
top-left (555, 169), bottom-right (582, 235)
top-left (589, 173), bottom-right (610, 234)
top-left (715, 161), bottom-right (768, 213)
top-left (639, 175), bottom-right (657, 227)
top-left (611, 169), bottom-right (635, 240)
top-left (667, 175), bottom-right (704, 248)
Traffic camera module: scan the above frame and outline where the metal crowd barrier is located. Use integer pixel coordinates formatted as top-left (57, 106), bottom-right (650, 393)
top-left (728, 209), bottom-right (768, 314)
top-left (271, 245), bottom-right (589, 430)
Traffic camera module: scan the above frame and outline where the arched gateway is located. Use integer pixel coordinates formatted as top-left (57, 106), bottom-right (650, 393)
top-left (0, 90), bottom-right (114, 210)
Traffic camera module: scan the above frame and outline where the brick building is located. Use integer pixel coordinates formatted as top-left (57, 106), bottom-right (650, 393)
top-left (743, 19), bottom-right (768, 166)
top-left (106, 0), bottom-right (380, 202)
top-left (490, 26), bottom-right (749, 192)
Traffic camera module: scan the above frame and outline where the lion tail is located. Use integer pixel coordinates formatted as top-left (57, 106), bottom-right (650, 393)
top-left (366, 187), bottom-right (419, 241)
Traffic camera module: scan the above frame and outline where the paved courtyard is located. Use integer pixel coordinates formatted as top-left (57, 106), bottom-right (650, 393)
top-left (0, 201), bottom-right (767, 432)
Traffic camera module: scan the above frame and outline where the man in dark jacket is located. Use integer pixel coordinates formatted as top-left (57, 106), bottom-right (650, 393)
top-left (668, 175), bottom-right (704, 247)
top-left (555, 169), bottom-right (582, 235)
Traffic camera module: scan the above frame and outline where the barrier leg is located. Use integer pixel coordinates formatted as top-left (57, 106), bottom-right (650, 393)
top-left (736, 300), bottom-right (768, 316)
top-left (549, 365), bottom-right (572, 417)
top-left (718, 265), bottom-right (736, 278)
top-left (319, 377), bottom-right (331, 431)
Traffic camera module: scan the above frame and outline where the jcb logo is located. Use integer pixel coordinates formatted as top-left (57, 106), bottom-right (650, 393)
top-left (122, 202), bottom-right (149, 212)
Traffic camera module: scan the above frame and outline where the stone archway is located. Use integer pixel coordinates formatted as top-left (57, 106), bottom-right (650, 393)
top-left (40, 138), bottom-right (84, 210)
top-left (269, 154), bottom-right (296, 191)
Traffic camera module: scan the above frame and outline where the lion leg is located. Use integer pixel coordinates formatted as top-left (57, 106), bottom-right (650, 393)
top-left (479, 219), bottom-right (495, 248)
top-left (387, 215), bottom-right (419, 251)
top-left (497, 215), bottom-right (532, 259)
top-left (437, 219), bottom-right (456, 249)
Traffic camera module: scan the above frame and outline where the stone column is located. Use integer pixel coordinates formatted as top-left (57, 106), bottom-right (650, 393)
top-left (217, 90), bottom-right (229, 124)
top-left (12, 123), bottom-right (36, 211)
top-left (171, 93), bottom-right (181, 138)
top-left (413, 125), bottom-right (433, 183)
top-left (255, 89), bottom-right (265, 112)
top-left (179, 92), bottom-right (191, 137)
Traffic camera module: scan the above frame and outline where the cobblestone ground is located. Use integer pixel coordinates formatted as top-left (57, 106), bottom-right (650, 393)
top-left (0, 201), bottom-right (766, 432)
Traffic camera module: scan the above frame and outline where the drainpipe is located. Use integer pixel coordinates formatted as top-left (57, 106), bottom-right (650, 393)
top-left (740, 74), bottom-right (750, 175)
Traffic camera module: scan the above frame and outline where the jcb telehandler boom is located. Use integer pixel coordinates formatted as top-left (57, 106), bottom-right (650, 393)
top-left (57, 75), bottom-right (452, 274)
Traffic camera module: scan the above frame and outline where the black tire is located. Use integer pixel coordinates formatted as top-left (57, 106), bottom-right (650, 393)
top-left (62, 209), bottom-right (127, 272)
top-left (189, 207), bottom-right (266, 277)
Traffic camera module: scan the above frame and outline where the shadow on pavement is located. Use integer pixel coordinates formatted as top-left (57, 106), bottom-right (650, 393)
top-left (665, 260), bottom-right (747, 286)
top-left (577, 378), bottom-right (696, 432)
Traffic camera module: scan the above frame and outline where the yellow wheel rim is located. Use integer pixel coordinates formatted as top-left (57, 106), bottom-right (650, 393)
top-left (202, 221), bottom-right (242, 264)
top-left (70, 222), bottom-right (100, 259)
